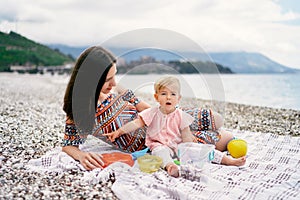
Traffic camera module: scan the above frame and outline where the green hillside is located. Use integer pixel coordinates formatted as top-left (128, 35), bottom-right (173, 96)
top-left (0, 31), bottom-right (74, 72)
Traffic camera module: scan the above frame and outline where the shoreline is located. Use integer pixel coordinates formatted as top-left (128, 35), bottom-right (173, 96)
top-left (0, 74), bottom-right (299, 199)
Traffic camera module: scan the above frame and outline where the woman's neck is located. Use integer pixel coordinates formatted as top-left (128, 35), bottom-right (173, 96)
top-left (99, 92), bottom-right (109, 102)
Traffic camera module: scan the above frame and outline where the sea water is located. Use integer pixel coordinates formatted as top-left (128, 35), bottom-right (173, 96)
top-left (116, 73), bottom-right (300, 111)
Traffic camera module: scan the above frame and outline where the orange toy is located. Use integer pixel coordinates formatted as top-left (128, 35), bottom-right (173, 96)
top-left (101, 152), bottom-right (134, 168)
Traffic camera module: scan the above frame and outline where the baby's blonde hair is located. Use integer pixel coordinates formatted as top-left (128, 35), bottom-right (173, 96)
top-left (154, 76), bottom-right (181, 94)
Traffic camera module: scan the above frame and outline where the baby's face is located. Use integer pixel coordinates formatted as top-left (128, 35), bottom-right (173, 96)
top-left (154, 85), bottom-right (181, 114)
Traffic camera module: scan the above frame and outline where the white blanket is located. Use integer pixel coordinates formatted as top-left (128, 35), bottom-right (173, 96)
top-left (26, 130), bottom-right (300, 200)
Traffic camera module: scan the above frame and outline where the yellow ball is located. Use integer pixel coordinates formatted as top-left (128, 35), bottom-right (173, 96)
top-left (227, 139), bottom-right (247, 158)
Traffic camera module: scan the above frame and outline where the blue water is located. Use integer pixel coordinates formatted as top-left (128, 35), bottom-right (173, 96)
top-left (116, 73), bottom-right (300, 111)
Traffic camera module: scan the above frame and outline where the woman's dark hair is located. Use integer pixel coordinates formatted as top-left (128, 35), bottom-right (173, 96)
top-left (63, 46), bottom-right (116, 133)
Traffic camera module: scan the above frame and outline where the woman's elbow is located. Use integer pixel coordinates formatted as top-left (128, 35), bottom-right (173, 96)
top-left (212, 111), bottom-right (224, 129)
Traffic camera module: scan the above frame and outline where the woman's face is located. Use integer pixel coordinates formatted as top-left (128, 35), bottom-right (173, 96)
top-left (101, 64), bottom-right (117, 94)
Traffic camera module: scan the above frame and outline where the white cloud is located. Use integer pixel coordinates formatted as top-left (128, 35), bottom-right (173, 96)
top-left (0, 0), bottom-right (300, 69)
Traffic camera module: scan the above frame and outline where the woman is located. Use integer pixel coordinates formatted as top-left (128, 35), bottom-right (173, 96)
top-left (62, 46), bottom-right (150, 171)
top-left (62, 46), bottom-right (245, 171)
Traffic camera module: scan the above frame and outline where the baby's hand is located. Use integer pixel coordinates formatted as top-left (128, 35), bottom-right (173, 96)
top-left (103, 131), bottom-right (120, 142)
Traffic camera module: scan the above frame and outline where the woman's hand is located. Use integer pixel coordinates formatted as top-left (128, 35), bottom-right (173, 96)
top-left (62, 145), bottom-right (105, 171)
top-left (78, 152), bottom-right (105, 171)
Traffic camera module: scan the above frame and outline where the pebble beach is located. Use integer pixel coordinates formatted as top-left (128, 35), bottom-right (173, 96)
top-left (0, 73), bottom-right (299, 199)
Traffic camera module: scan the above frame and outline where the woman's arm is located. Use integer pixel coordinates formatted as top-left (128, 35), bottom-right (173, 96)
top-left (134, 100), bottom-right (151, 112)
top-left (117, 86), bottom-right (151, 112)
top-left (211, 110), bottom-right (224, 130)
top-left (63, 117), bottom-right (105, 171)
top-left (181, 127), bottom-right (196, 143)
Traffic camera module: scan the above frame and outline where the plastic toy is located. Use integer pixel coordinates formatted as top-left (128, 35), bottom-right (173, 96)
top-left (131, 147), bottom-right (149, 160)
top-left (101, 152), bottom-right (134, 168)
top-left (137, 154), bottom-right (162, 173)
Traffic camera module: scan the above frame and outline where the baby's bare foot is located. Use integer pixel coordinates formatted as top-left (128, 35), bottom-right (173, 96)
top-left (166, 163), bottom-right (179, 178)
top-left (230, 156), bottom-right (246, 166)
top-left (222, 155), bottom-right (246, 166)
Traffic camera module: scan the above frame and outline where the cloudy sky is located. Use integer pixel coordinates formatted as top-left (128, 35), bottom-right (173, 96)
top-left (1, 0), bottom-right (300, 69)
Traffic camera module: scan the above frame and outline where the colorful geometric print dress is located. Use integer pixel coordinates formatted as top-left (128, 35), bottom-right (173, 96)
top-left (62, 93), bottom-right (147, 152)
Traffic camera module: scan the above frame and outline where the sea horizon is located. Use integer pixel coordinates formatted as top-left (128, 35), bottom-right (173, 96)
top-left (1, 72), bottom-right (299, 111)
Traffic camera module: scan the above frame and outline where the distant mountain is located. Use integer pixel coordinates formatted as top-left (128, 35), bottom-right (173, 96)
top-left (48, 44), bottom-right (86, 59)
top-left (47, 44), bottom-right (299, 74)
top-left (0, 31), bottom-right (74, 72)
top-left (210, 52), bottom-right (298, 73)
top-left (47, 45), bottom-right (233, 74)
